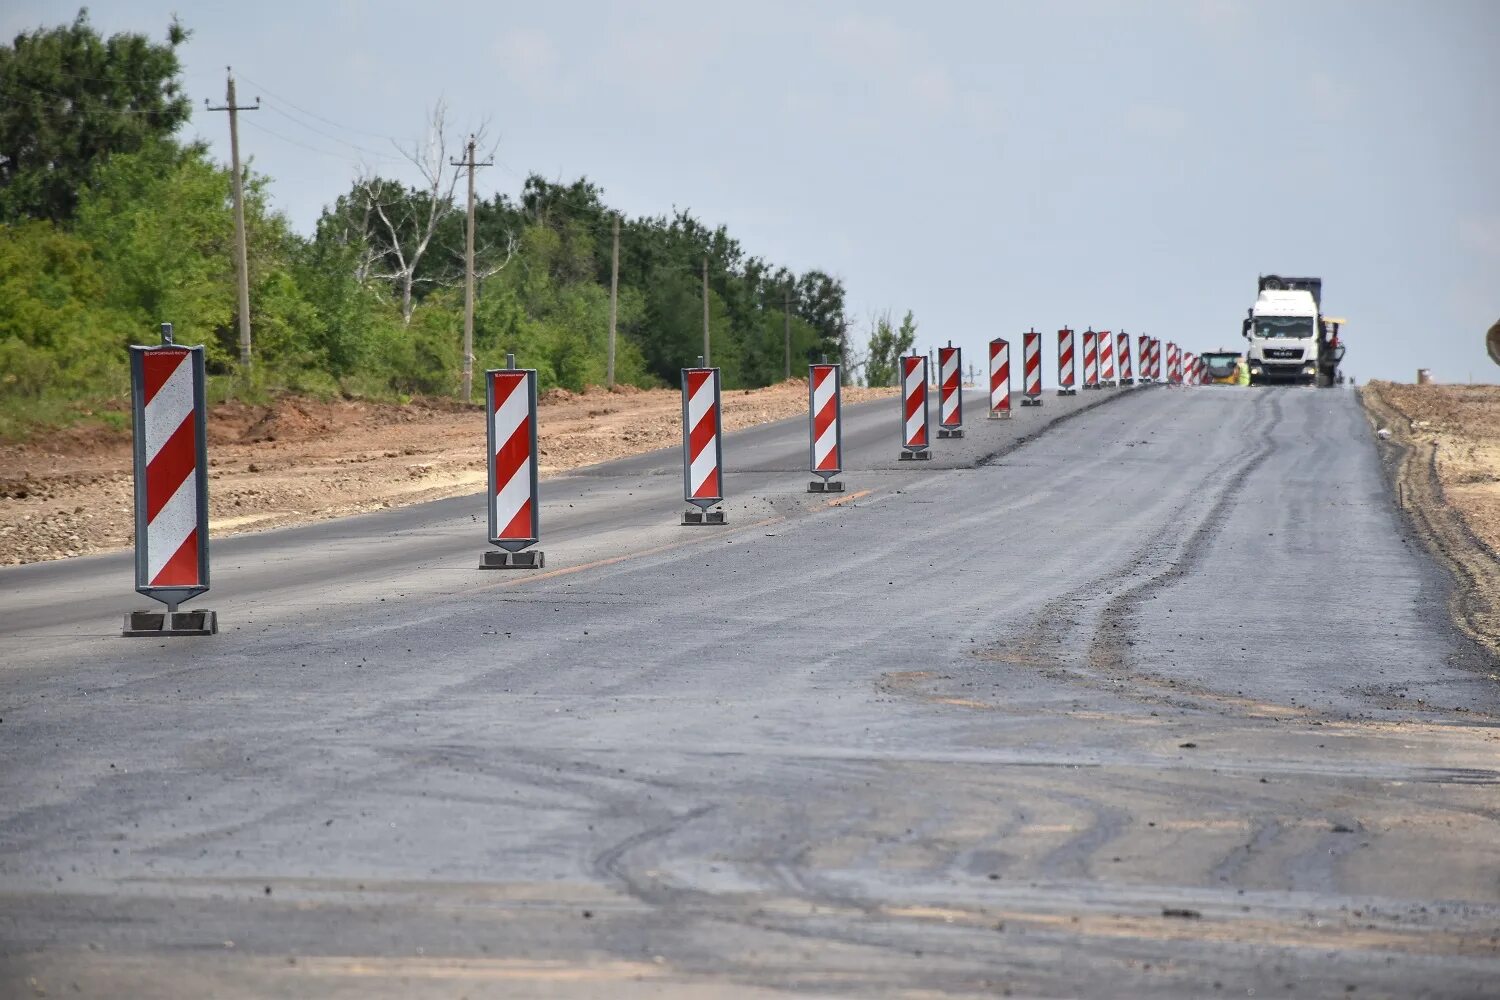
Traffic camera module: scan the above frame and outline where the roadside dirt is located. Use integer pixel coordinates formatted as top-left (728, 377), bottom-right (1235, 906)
top-left (1362, 381), bottom-right (1500, 655)
top-left (0, 380), bottom-right (897, 566)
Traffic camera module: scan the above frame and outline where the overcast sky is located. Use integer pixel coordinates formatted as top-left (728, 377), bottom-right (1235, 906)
top-left (7, 0), bottom-right (1498, 383)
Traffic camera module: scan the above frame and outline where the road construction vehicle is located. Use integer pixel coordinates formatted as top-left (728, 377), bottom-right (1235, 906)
top-left (1200, 350), bottom-right (1243, 385)
top-left (1241, 275), bottom-right (1347, 386)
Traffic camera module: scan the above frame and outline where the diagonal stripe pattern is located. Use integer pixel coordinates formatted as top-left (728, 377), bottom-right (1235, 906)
top-left (809, 364), bottom-right (840, 474)
top-left (902, 356), bottom-right (928, 448)
top-left (989, 338), bottom-right (1010, 415)
top-left (1057, 329), bottom-right (1075, 388)
top-left (1083, 331), bottom-right (1099, 387)
top-left (1099, 330), bottom-right (1114, 382)
top-left (938, 346), bottom-right (962, 427)
top-left (140, 349), bottom-right (201, 587)
top-left (684, 369), bottom-right (722, 501)
top-left (1023, 331), bottom-right (1041, 397)
top-left (1118, 331), bottom-right (1133, 381)
top-left (490, 371), bottom-right (537, 542)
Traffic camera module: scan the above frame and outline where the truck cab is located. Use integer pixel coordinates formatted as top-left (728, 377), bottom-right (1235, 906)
top-left (1244, 276), bottom-right (1320, 386)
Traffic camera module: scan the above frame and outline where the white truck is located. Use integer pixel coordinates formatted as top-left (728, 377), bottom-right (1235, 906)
top-left (1241, 275), bottom-right (1346, 387)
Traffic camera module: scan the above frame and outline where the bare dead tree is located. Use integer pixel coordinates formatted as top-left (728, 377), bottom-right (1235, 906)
top-left (351, 101), bottom-right (490, 325)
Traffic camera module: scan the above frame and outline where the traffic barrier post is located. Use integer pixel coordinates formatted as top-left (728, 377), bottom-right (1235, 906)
top-left (807, 361), bottom-right (844, 493)
top-left (1021, 330), bottom-right (1042, 406)
top-left (480, 355), bottom-right (544, 568)
top-left (937, 342), bottom-right (964, 438)
top-left (1057, 328), bottom-right (1077, 396)
top-left (1082, 330), bottom-right (1100, 389)
top-left (124, 323), bottom-right (216, 637)
top-left (898, 354), bottom-right (931, 460)
top-left (681, 360), bottom-right (726, 524)
top-left (1139, 334), bottom-right (1152, 383)
top-left (1118, 331), bottom-right (1134, 385)
top-left (988, 337), bottom-right (1011, 419)
top-left (1099, 329), bottom-right (1115, 387)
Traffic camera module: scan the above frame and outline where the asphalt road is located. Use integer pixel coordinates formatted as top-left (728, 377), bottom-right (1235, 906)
top-left (3, 384), bottom-right (1499, 998)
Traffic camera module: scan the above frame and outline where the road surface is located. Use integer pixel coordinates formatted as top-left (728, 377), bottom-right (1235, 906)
top-left (3, 385), bottom-right (1498, 998)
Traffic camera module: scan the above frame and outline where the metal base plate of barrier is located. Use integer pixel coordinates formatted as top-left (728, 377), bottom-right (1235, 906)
top-left (479, 550), bottom-right (545, 569)
top-left (807, 479), bottom-right (845, 493)
top-left (123, 609), bottom-right (218, 637)
top-left (937, 428), bottom-right (964, 439)
top-left (682, 508), bottom-right (727, 525)
top-left (1021, 397), bottom-right (1042, 407)
top-left (1057, 389), bottom-right (1077, 396)
top-left (899, 449), bottom-right (932, 461)
top-left (987, 411), bottom-right (1012, 420)
top-left (1121, 378), bottom-right (1135, 386)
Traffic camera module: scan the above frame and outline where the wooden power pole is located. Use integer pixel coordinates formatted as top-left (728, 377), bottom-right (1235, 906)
top-left (702, 256), bottom-right (711, 366)
top-left (607, 215), bottom-right (619, 387)
top-left (206, 69), bottom-right (257, 374)
top-left (450, 135), bottom-right (491, 403)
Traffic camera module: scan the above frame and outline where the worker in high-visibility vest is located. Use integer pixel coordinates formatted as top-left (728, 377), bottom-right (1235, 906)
top-left (1236, 357), bottom-right (1251, 386)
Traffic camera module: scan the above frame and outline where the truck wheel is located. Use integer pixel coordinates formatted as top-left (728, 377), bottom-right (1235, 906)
top-left (1317, 373), bottom-right (1332, 388)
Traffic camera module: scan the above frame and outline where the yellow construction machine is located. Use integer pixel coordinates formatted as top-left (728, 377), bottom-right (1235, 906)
top-left (1201, 350), bottom-right (1245, 385)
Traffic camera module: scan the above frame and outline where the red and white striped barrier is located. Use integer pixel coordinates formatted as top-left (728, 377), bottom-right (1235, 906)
top-left (1152, 337), bottom-right (1164, 381)
top-left (1082, 330), bottom-right (1100, 389)
top-left (1118, 331), bottom-right (1133, 385)
top-left (126, 324), bottom-right (214, 636)
top-left (807, 362), bottom-right (844, 492)
top-left (1168, 343), bottom-right (1182, 384)
top-left (1021, 329), bottom-right (1042, 406)
top-left (1138, 333), bottom-right (1152, 383)
top-left (481, 359), bottom-right (543, 568)
top-left (682, 364), bottom-right (726, 523)
top-left (938, 343), bottom-right (964, 438)
top-left (988, 337), bottom-right (1011, 419)
top-left (1099, 330), bottom-right (1115, 386)
top-left (1057, 328), bottom-right (1077, 395)
top-left (899, 354), bottom-right (931, 459)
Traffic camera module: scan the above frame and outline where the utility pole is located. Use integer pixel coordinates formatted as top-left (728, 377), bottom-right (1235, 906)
top-left (450, 135), bottom-right (492, 403)
top-left (205, 69), bottom-right (258, 375)
top-left (607, 215), bottom-right (619, 387)
top-left (784, 286), bottom-right (792, 381)
top-left (702, 256), bottom-right (711, 366)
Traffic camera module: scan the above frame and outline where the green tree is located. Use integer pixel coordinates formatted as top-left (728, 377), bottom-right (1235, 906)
top-left (0, 9), bottom-right (191, 223)
top-left (0, 220), bottom-right (131, 400)
top-left (73, 140), bottom-right (235, 361)
top-left (865, 310), bottom-right (918, 387)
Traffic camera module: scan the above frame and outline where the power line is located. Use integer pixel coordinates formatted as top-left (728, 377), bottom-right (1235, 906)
top-left (236, 72), bottom-right (403, 143)
top-left (260, 103), bottom-right (403, 163)
top-left (240, 116), bottom-right (369, 163)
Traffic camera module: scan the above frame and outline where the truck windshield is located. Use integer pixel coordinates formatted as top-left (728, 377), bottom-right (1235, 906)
top-left (1203, 354), bottom-right (1239, 366)
top-left (1255, 316), bottom-right (1314, 339)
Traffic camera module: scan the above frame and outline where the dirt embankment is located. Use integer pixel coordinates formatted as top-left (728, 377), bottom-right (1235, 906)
top-left (1362, 381), bottom-right (1500, 656)
top-left (0, 380), bottom-right (897, 566)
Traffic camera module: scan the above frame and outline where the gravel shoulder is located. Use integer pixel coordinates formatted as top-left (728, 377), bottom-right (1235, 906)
top-left (0, 380), bottom-right (897, 566)
top-left (1361, 380), bottom-right (1500, 657)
